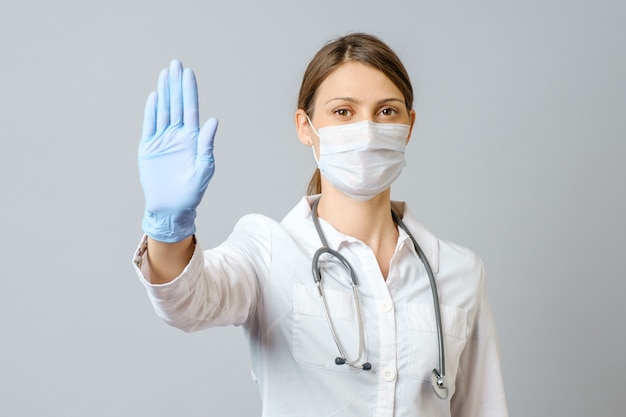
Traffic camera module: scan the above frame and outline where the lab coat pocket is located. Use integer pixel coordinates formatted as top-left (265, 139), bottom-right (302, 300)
top-left (406, 303), bottom-right (467, 385)
top-left (292, 283), bottom-right (363, 371)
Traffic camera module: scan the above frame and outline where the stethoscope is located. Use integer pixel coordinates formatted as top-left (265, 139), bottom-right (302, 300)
top-left (310, 199), bottom-right (449, 400)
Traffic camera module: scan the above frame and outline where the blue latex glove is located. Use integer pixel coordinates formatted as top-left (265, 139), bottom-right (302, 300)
top-left (138, 59), bottom-right (218, 242)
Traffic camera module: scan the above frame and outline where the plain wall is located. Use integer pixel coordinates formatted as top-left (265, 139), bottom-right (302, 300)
top-left (1, 0), bottom-right (624, 416)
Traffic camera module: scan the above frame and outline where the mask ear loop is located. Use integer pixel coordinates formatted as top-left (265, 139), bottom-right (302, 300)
top-left (312, 145), bottom-right (319, 164)
top-left (306, 115), bottom-right (320, 164)
top-left (305, 115), bottom-right (321, 137)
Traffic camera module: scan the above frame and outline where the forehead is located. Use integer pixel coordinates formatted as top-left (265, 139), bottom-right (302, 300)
top-left (315, 62), bottom-right (404, 103)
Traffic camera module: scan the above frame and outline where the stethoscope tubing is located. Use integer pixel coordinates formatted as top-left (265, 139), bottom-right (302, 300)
top-left (391, 210), bottom-right (446, 381)
top-left (312, 245), bottom-right (366, 367)
top-left (310, 199), bottom-right (448, 398)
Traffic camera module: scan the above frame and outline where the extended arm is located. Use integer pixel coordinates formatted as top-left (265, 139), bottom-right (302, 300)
top-left (137, 59), bottom-right (218, 283)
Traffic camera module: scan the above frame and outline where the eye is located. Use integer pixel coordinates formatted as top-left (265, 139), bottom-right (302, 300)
top-left (334, 108), bottom-right (351, 117)
top-left (380, 107), bottom-right (398, 117)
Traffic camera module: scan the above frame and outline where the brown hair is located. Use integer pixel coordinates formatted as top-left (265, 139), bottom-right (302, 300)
top-left (298, 33), bottom-right (414, 195)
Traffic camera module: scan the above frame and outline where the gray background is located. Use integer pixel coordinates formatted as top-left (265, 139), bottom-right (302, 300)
top-left (1, 0), bottom-right (624, 416)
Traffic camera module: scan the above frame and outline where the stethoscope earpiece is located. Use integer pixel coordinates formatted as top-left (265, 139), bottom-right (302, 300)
top-left (335, 357), bottom-right (371, 371)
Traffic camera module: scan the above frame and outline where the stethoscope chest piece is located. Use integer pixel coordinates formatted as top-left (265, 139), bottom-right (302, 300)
top-left (430, 369), bottom-right (449, 399)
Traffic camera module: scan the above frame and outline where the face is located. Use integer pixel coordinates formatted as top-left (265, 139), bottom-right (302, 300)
top-left (296, 61), bottom-right (416, 152)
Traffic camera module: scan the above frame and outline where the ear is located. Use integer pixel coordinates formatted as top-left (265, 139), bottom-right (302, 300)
top-left (295, 109), bottom-right (313, 146)
top-left (406, 109), bottom-right (417, 144)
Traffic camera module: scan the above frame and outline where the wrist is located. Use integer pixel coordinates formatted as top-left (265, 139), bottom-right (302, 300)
top-left (142, 208), bottom-right (197, 243)
top-left (145, 235), bottom-right (195, 284)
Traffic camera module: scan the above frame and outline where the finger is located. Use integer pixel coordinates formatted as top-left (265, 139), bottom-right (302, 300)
top-left (169, 59), bottom-right (183, 126)
top-left (197, 118), bottom-right (219, 163)
top-left (141, 91), bottom-right (157, 140)
top-left (156, 68), bottom-right (170, 131)
top-left (182, 67), bottom-right (199, 130)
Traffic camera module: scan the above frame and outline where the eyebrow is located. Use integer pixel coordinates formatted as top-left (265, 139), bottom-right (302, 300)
top-left (324, 97), bottom-right (405, 105)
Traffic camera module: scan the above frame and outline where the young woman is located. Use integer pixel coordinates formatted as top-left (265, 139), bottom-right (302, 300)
top-left (134, 33), bottom-right (508, 416)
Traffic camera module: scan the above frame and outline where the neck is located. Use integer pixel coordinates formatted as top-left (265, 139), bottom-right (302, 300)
top-left (316, 183), bottom-right (399, 280)
top-left (316, 182), bottom-right (397, 247)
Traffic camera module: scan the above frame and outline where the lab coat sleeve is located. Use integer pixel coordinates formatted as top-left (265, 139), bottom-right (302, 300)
top-left (450, 262), bottom-right (509, 417)
top-left (132, 214), bottom-right (272, 332)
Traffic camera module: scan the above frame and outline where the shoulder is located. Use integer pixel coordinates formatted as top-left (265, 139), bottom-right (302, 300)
top-left (226, 196), bottom-right (314, 250)
top-left (233, 213), bottom-right (280, 233)
top-left (232, 196), bottom-right (314, 233)
top-left (224, 213), bottom-right (284, 254)
top-left (439, 239), bottom-right (484, 280)
top-left (396, 200), bottom-right (484, 281)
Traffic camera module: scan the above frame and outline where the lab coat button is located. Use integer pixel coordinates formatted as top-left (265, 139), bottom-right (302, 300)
top-left (380, 301), bottom-right (393, 313)
top-left (382, 368), bottom-right (397, 382)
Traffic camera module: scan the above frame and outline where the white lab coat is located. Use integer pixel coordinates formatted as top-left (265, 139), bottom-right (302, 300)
top-left (133, 196), bottom-right (508, 417)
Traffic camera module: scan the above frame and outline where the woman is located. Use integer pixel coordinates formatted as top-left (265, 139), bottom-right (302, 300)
top-left (134, 33), bottom-right (508, 416)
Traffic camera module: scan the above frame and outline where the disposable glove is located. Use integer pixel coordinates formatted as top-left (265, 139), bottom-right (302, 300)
top-left (138, 59), bottom-right (218, 242)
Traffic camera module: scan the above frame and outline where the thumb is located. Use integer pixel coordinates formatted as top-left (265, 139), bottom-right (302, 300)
top-left (197, 118), bottom-right (219, 164)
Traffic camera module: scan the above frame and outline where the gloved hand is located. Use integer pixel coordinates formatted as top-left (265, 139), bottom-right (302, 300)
top-left (138, 59), bottom-right (218, 242)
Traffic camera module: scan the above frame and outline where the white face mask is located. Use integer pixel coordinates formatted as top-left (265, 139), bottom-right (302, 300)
top-left (307, 118), bottom-right (410, 201)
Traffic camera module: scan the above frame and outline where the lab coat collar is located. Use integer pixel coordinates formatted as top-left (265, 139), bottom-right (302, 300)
top-left (390, 200), bottom-right (440, 274)
top-left (282, 195), bottom-right (440, 274)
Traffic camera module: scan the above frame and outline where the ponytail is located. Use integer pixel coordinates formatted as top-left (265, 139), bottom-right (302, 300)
top-left (306, 169), bottom-right (322, 195)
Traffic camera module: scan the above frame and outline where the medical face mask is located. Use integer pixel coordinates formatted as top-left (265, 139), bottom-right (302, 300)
top-left (307, 118), bottom-right (410, 201)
